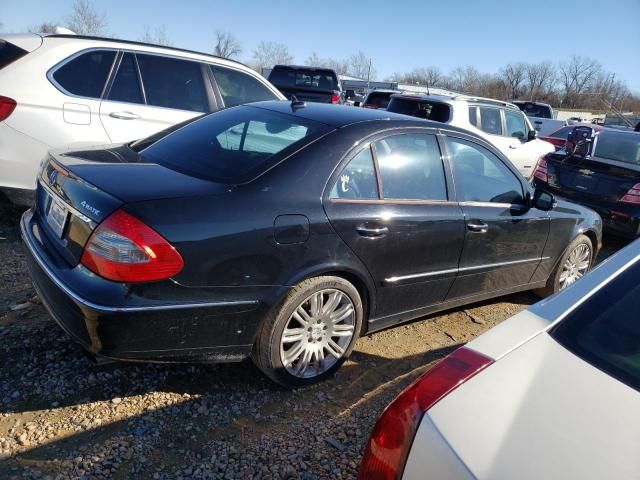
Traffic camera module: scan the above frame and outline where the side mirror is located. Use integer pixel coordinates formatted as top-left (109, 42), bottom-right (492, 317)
top-left (527, 129), bottom-right (537, 141)
top-left (565, 126), bottom-right (595, 157)
top-left (533, 188), bottom-right (555, 211)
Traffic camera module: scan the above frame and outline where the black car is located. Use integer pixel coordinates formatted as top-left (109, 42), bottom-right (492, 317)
top-left (267, 65), bottom-right (342, 104)
top-left (532, 127), bottom-right (640, 238)
top-left (22, 101), bottom-right (602, 387)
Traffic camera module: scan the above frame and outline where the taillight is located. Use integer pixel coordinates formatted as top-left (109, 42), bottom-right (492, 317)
top-left (533, 156), bottom-right (549, 182)
top-left (358, 347), bottom-right (493, 480)
top-left (331, 91), bottom-right (341, 104)
top-left (81, 209), bottom-right (183, 283)
top-left (620, 183), bottom-right (640, 205)
top-left (0, 96), bottom-right (17, 121)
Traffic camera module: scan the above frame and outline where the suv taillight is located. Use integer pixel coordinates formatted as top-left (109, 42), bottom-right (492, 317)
top-left (331, 91), bottom-right (341, 104)
top-left (533, 156), bottom-right (549, 182)
top-left (0, 96), bottom-right (16, 121)
top-left (620, 183), bottom-right (640, 205)
top-left (81, 210), bottom-right (183, 283)
top-left (358, 347), bottom-right (493, 480)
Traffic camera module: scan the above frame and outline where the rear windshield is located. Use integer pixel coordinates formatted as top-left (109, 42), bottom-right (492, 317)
top-left (136, 105), bottom-right (330, 183)
top-left (0, 40), bottom-right (28, 70)
top-left (594, 132), bottom-right (640, 165)
top-left (365, 91), bottom-right (394, 109)
top-left (515, 102), bottom-right (552, 119)
top-left (387, 98), bottom-right (451, 123)
top-left (269, 68), bottom-right (338, 91)
top-left (550, 259), bottom-right (640, 391)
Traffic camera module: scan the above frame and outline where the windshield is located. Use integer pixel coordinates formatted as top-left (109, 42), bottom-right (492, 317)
top-left (387, 98), bottom-right (451, 123)
top-left (515, 102), bottom-right (552, 119)
top-left (0, 39), bottom-right (28, 70)
top-left (137, 105), bottom-right (330, 183)
top-left (550, 259), bottom-right (640, 391)
top-left (269, 68), bottom-right (338, 91)
top-left (594, 132), bottom-right (640, 165)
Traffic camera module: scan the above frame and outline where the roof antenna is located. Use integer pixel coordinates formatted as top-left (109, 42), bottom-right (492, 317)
top-left (290, 94), bottom-right (306, 111)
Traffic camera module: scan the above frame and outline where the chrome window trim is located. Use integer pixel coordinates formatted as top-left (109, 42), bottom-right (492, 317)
top-left (384, 256), bottom-right (550, 284)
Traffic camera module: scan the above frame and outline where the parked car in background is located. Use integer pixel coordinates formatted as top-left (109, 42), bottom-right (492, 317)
top-left (387, 93), bottom-right (555, 178)
top-left (540, 124), bottom-right (604, 151)
top-left (512, 100), bottom-right (567, 136)
top-left (267, 65), bottom-right (342, 104)
top-left (344, 89), bottom-right (364, 107)
top-left (532, 126), bottom-right (640, 238)
top-left (362, 89), bottom-right (401, 109)
top-left (0, 33), bottom-right (285, 206)
top-left (22, 101), bottom-right (600, 388)
top-left (360, 237), bottom-right (640, 480)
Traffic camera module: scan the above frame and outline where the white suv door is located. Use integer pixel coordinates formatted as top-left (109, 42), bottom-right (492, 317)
top-left (503, 109), bottom-right (550, 179)
top-left (99, 52), bottom-right (210, 143)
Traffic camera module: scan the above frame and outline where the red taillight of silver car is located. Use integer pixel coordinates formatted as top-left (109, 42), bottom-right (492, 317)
top-left (358, 347), bottom-right (493, 480)
top-left (81, 209), bottom-right (184, 283)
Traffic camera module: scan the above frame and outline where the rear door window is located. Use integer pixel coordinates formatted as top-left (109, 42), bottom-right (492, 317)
top-left (137, 54), bottom-right (208, 112)
top-left (479, 107), bottom-right (503, 136)
top-left (329, 148), bottom-right (379, 199)
top-left (137, 105), bottom-right (330, 183)
top-left (107, 53), bottom-right (144, 104)
top-left (0, 39), bottom-right (28, 69)
top-left (375, 134), bottom-right (448, 200)
top-left (210, 65), bottom-right (277, 107)
top-left (52, 50), bottom-right (116, 98)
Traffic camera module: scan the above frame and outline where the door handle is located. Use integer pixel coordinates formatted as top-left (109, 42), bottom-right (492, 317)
top-left (467, 222), bottom-right (488, 233)
top-left (109, 111), bottom-right (140, 120)
top-left (508, 144), bottom-right (519, 149)
top-left (356, 225), bottom-right (388, 237)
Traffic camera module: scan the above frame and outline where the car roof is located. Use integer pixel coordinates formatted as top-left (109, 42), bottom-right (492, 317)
top-left (391, 92), bottom-right (520, 110)
top-left (250, 100), bottom-right (468, 130)
top-left (271, 64), bottom-right (338, 74)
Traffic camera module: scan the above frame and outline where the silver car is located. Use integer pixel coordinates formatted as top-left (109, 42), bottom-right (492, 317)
top-left (360, 239), bottom-right (640, 480)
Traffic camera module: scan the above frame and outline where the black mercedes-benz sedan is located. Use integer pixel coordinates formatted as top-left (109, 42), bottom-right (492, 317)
top-left (22, 100), bottom-right (602, 387)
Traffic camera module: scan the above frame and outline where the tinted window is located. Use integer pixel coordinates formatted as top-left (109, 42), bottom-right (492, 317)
top-left (365, 91), bottom-right (394, 109)
top-left (375, 134), bottom-right (447, 200)
top-left (515, 102), bottom-right (552, 119)
top-left (468, 106), bottom-right (478, 127)
top-left (505, 110), bottom-right (527, 140)
top-left (52, 50), bottom-right (116, 98)
top-left (594, 132), bottom-right (640, 165)
top-left (268, 68), bottom-right (338, 90)
top-left (0, 40), bottom-right (27, 70)
top-left (387, 98), bottom-right (451, 123)
top-left (211, 65), bottom-right (276, 107)
top-left (108, 53), bottom-right (143, 104)
top-left (550, 126), bottom-right (573, 140)
top-left (479, 107), bottom-right (502, 135)
top-left (137, 54), bottom-right (208, 112)
top-left (551, 260), bottom-right (640, 391)
top-left (329, 148), bottom-right (379, 199)
top-left (448, 138), bottom-right (523, 204)
top-left (139, 106), bottom-right (328, 182)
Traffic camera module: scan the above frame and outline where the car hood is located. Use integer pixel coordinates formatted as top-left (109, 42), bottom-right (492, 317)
top-left (425, 332), bottom-right (640, 479)
top-left (51, 143), bottom-right (230, 204)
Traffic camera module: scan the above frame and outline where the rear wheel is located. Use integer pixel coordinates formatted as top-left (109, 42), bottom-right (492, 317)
top-left (252, 276), bottom-right (363, 388)
top-left (535, 234), bottom-right (593, 297)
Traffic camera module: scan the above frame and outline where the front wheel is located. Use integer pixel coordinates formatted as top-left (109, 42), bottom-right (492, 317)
top-left (252, 276), bottom-right (363, 388)
top-left (535, 234), bottom-right (594, 297)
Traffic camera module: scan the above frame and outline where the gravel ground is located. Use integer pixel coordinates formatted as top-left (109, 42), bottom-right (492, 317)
top-left (0, 204), bottom-right (629, 479)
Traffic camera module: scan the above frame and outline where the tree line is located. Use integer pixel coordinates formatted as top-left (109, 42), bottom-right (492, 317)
top-left (19, 0), bottom-right (639, 113)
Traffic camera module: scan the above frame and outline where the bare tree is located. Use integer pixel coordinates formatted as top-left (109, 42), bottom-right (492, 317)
top-left (213, 30), bottom-right (241, 59)
top-left (347, 51), bottom-right (375, 80)
top-left (500, 62), bottom-right (527, 99)
top-left (558, 55), bottom-right (601, 106)
top-left (524, 61), bottom-right (556, 100)
top-left (139, 25), bottom-right (173, 46)
top-left (29, 22), bottom-right (58, 34)
top-left (393, 67), bottom-right (443, 87)
top-left (305, 52), bottom-right (349, 75)
top-left (66, 0), bottom-right (107, 35)
top-left (448, 66), bottom-right (483, 93)
top-left (252, 41), bottom-right (293, 70)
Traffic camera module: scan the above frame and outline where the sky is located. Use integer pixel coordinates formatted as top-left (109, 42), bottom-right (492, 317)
top-left (2, 0), bottom-right (640, 92)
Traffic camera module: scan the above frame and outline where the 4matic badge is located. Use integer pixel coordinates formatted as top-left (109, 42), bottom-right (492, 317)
top-left (80, 201), bottom-right (100, 216)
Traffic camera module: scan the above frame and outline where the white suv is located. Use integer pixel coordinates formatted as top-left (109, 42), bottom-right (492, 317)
top-left (387, 93), bottom-right (555, 179)
top-left (0, 33), bottom-right (285, 205)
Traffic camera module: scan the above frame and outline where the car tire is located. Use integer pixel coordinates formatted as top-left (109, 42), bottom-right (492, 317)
top-left (251, 276), bottom-right (363, 388)
top-left (535, 234), bottom-right (594, 297)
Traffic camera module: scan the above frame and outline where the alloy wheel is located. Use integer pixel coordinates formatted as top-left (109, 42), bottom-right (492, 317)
top-left (559, 243), bottom-right (591, 290)
top-left (279, 288), bottom-right (356, 379)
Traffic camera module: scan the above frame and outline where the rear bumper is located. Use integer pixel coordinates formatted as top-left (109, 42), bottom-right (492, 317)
top-left (21, 209), bottom-right (270, 363)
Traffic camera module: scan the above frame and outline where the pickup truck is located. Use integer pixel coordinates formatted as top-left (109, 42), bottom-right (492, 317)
top-left (512, 101), bottom-right (567, 136)
top-left (267, 65), bottom-right (343, 104)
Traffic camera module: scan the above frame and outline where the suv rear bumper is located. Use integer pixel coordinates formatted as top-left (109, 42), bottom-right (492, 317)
top-left (21, 209), bottom-right (267, 363)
